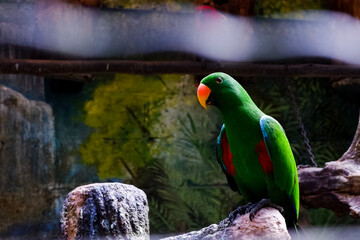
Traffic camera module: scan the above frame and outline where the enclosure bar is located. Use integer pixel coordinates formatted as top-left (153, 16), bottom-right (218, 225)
top-left (1, 59), bottom-right (360, 78)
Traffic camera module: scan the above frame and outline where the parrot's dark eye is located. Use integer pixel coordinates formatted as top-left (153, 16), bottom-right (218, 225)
top-left (216, 77), bottom-right (223, 84)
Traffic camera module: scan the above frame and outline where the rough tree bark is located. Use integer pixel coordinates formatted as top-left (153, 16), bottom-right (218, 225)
top-left (60, 183), bottom-right (149, 240)
top-left (298, 110), bottom-right (360, 217)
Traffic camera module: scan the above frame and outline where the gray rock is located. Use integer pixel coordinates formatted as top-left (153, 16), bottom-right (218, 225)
top-left (0, 84), bottom-right (55, 232)
top-left (0, 85), bottom-right (54, 189)
top-left (162, 208), bottom-right (290, 240)
top-left (60, 182), bottom-right (149, 240)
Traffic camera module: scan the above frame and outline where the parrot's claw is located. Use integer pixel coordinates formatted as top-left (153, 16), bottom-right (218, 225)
top-left (228, 202), bottom-right (253, 222)
top-left (227, 199), bottom-right (284, 224)
top-left (248, 199), bottom-right (284, 221)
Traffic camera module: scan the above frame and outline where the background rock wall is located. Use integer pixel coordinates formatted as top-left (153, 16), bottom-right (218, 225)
top-left (0, 84), bottom-right (55, 233)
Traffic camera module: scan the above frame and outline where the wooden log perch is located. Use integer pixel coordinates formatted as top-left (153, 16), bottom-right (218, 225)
top-left (2, 59), bottom-right (360, 77)
top-left (298, 111), bottom-right (360, 217)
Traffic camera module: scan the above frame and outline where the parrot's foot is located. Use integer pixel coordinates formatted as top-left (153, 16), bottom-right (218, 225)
top-left (248, 198), bottom-right (284, 221)
top-left (228, 202), bottom-right (253, 222)
top-left (227, 199), bottom-right (284, 223)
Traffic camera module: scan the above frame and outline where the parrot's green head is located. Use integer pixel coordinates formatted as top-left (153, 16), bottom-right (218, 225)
top-left (197, 72), bottom-right (251, 110)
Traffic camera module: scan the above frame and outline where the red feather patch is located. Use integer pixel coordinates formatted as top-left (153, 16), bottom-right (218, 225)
top-left (256, 140), bottom-right (274, 174)
top-left (221, 132), bottom-right (235, 176)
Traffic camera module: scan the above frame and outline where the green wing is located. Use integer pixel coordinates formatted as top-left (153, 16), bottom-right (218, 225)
top-left (260, 115), bottom-right (299, 219)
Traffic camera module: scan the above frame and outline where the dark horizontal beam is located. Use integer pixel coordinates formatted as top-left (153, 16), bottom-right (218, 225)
top-left (1, 59), bottom-right (360, 78)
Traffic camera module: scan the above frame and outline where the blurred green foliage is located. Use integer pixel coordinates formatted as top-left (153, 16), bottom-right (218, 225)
top-left (308, 208), bottom-right (358, 226)
top-left (81, 74), bottom-right (173, 179)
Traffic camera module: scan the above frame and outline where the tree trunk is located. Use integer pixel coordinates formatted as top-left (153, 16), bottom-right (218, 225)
top-left (60, 183), bottom-right (150, 240)
top-left (298, 110), bottom-right (360, 217)
top-left (339, 111), bottom-right (360, 162)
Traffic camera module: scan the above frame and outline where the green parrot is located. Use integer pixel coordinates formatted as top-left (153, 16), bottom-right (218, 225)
top-left (197, 72), bottom-right (299, 228)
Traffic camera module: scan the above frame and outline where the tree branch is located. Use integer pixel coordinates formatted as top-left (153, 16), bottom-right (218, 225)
top-left (119, 157), bottom-right (137, 180)
top-left (298, 110), bottom-right (360, 217)
top-left (125, 106), bottom-right (151, 138)
top-left (339, 111), bottom-right (360, 162)
top-left (2, 59), bottom-right (360, 78)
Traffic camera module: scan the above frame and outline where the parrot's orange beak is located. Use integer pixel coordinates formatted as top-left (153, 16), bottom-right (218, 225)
top-left (197, 83), bottom-right (211, 109)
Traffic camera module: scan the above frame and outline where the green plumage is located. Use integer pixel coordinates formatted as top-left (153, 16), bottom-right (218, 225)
top-left (199, 72), bottom-right (299, 226)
